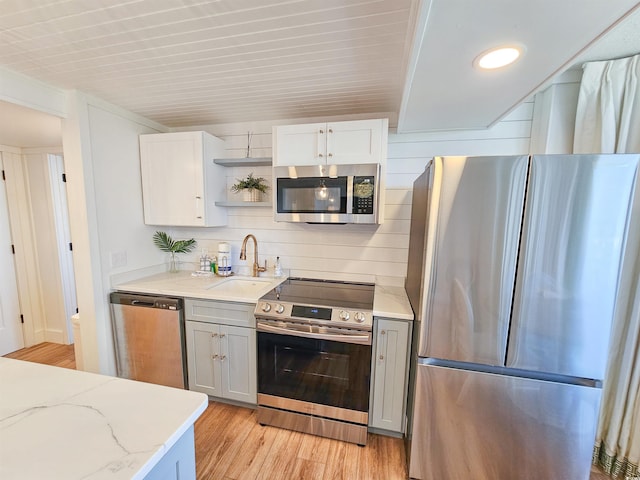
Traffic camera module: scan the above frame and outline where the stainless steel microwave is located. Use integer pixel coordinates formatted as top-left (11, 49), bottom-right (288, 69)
top-left (274, 163), bottom-right (380, 224)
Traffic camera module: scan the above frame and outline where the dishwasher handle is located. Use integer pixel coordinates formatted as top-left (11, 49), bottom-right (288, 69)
top-left (110, 292), bottom-right (183, 310)
top-left (131, 299), bottom-right (155, 307)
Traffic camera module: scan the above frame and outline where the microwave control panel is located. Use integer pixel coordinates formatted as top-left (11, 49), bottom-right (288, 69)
top-left (352, 176), bottom-right (375, 214)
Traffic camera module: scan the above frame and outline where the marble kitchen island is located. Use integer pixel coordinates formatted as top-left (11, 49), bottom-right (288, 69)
top-left (0, 358), bottom-right (208, 480)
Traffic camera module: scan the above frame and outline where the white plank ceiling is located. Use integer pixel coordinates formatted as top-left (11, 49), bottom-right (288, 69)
top-left (0, 0), bottom-right (414, 127)
top-left (0, 0), bottom-right (639, 140)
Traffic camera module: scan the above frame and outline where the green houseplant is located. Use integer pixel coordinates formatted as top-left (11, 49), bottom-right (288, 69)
top-left (231, 172), bottom-right (269, 202)
top-left (152, 231), bottom-right (197, 272)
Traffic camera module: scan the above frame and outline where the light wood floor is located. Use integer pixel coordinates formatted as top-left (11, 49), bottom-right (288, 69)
top-left (5, 342), bottom-right (611, 480)
top-left (4, 342), bottom-right (406, 479)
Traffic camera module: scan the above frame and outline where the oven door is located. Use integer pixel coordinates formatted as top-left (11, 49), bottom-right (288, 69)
top-left (257, 327), bottom-right (372, 413)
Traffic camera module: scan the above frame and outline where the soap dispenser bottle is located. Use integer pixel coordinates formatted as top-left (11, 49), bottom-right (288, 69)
top-left (274, 256), bottom-right (282, 277)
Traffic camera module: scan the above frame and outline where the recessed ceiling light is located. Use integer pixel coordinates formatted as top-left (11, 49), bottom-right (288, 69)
top-left (474, 46), bottom-right (524, 70)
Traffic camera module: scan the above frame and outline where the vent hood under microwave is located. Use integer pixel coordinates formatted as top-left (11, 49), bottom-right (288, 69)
top-left (274, 164), bottom-right (382, 224)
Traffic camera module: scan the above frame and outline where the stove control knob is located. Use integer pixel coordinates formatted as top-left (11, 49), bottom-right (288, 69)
top-left (260, 303), bottom-right (271, 313)
top-left (274, 304), bottom-right (285, 314)
top-left (339, 311), bottom-right (350, 321)
top-left (354, 312), bottom-right (366, 323)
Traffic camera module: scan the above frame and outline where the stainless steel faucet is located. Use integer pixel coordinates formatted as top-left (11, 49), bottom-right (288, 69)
top-left (240, 234), bottom-right (267, 277)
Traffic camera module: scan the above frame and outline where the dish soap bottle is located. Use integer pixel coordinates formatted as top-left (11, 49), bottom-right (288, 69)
top-left (274, 256), bottom-right (282, 277)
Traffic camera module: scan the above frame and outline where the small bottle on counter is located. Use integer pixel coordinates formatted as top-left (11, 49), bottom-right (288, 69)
top-left (274, 256), bottom-right (282, 277)
top-left (211, 256), bottom-right (218, 274)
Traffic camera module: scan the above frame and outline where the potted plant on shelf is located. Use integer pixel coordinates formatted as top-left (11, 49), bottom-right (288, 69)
top-left (231, 172), bottom-right (269, 202)
top-left (152, 231), bottom-right (197, 273)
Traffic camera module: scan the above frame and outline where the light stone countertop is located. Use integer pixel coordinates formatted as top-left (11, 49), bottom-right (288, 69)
top-left (373, 284), bottom-right (414, 320)
top-left (0, 358), bottom-right (208, 480)
top-left (114, 271), bottom-right (288, 304)
top-left (114, 271), bottom-right (414, 320)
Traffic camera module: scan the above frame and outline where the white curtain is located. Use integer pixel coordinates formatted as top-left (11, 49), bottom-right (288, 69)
top-left (574, 54), bottom-right (640, 479)
top-left (574, 54), bottom-right (640, 153)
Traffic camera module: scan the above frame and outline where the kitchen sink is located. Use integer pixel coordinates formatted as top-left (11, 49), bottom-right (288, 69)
top-left (206, 276), bottom-right (273, 295)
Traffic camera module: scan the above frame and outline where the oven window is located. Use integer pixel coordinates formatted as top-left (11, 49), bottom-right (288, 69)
top-left (258, 332), bottom-right (371, 412)
top-left (277, 177), bottom-right (347, 214)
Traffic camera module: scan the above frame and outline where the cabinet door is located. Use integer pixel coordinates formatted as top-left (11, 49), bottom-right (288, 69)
top-left (273, 123), bottom-right (326, 166)
top-left (326, 119), bottom-right (383, 165)
top-left (370, 318), bottom-right (410, 432)
top-left (220, 325), bottom-right (257, 404)
top-left (185, 321), bottom-right (222, 396)
top-left (140, 132), bottom-right (206, 226)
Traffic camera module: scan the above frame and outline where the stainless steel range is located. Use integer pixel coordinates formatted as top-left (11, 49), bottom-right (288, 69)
top-left (254, 278), bottom-right (374, 446)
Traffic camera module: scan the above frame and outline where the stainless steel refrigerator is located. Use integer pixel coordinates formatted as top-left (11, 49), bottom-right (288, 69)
top-left (405, 154), bottom-right (640, 480)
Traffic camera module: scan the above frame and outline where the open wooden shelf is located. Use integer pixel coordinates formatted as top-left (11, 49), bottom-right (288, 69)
top-left (214, 201), bottom-right (272, 207)
top-left (213, 157), bottom-right (272, 167)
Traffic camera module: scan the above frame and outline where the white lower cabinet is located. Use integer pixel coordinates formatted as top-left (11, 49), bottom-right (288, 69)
top-left (184, 299), bottom-right (256, 404)
top-left (369, 317), bottom-right (411, 433)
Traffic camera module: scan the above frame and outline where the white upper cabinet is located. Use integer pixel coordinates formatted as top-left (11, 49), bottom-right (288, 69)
top-left (273, 118), bottom-right (388, 166)
top-left (139, 131), bottom-right (227, 227)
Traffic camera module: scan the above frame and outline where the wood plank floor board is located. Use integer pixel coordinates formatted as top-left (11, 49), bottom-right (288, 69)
top-left (5, 342), bottom-right (613, 480)
top-left (322, 436), bottom-right (362, 480)
top-left (222, 421), bottom-right (278, 480)
top-left (255, 428), bottom-right (305, 480)
top-left (3, 342), bottom-right (75, 369)
top-left (195, 403), bottom-right (258, 479)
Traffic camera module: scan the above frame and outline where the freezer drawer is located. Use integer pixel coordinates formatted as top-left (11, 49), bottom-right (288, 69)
top-left (408, 362), bottom-right (601, 480)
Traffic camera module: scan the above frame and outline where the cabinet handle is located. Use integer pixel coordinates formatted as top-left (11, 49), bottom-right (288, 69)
top-left (212, 333), bottom-right (218, 338)
top-left (220, 355), bottom-right (227, 361)
top-left (379, 355), bottom-right (384, 361)
top-left (212, 354), bottom-right (219, 360)
top-left (381, 330), bottom-right (386, 335)
top-left (328, 153), bottom-right (333, 157)
top-left (328, 129), bottom-right (333, 133)
top-left (196, 196), bottom-right (202, 199)
top-left (220, 333), bottom-right (226, 338)
top-left (319, 129), bottom-right (324, 134)
top-left (318, 153), bottom-right (323, 157)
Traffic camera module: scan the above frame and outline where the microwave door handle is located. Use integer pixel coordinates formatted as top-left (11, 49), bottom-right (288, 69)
top-left (346, 175), bottom-right (354, 214)
top-left (257, 322), bottom-right (371, 345)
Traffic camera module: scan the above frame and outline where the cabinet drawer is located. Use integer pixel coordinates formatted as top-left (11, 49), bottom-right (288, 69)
top-left (185, 299), bottom-right (255, 327)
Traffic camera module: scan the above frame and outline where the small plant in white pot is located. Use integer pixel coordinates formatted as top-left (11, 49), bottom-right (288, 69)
top-left (231, 173), bottom-right (269, 202)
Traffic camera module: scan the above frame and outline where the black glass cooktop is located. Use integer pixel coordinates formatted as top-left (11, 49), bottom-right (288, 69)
top-left (260, 278), bottom-right (374, 311)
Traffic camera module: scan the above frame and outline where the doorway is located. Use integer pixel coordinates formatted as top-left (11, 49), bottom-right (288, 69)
top-left (0, 152), bottom-right (24, 355)
top-left (0, 100), bottom-right (76, 354)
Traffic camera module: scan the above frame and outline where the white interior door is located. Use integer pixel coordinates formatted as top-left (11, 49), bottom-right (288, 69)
top-left (0, 155), bottom-right (24, 355)
top-left (48, 154), bottom-right (77, 342)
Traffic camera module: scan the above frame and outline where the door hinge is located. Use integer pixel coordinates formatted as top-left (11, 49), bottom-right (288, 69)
top-left (76, 307), bottom-right (79, 314)
top-left (20, 314), bottom-right (24, 324)
top-left (62, 173), bottom-right (67, 183)
top-left (69, 242), bottom-right (73, 251)
top-left (2, 170), bottom-right (5, 181)
top-left (11, 244), bottom-right (15, 254)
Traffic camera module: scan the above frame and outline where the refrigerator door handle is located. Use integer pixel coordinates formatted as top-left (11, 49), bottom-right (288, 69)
top-left (417, 357), bottom-right (601, 388)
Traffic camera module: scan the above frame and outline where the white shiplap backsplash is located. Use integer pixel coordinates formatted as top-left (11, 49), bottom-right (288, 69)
top-left (172, 105), bottom-right (532, 287)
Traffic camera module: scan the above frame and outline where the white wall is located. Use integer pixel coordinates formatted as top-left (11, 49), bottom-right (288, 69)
top-left (62, 92), bottom-right (168, 374)
top-left (530, 70), bottom-right (582, 154)
top-left (169, 102), bottom-right (534, 288)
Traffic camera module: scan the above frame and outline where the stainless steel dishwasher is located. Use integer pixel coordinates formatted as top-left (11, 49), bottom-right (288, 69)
top-left (110, 292), bottom-right (187, 389)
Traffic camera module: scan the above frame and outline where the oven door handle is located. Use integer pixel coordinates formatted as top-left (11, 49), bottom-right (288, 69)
top-left (257, 321), bottom-right (372, 345)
